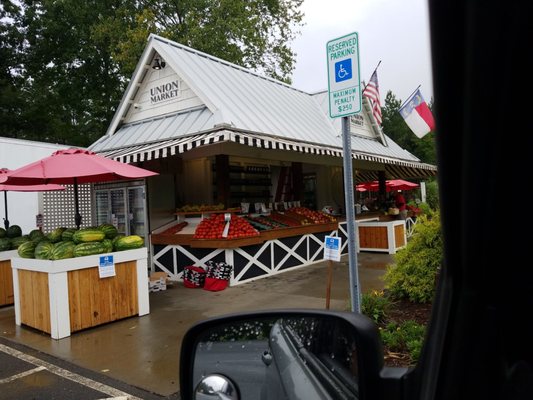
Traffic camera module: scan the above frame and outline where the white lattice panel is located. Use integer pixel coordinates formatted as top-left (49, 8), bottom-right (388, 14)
top-left (42, 184), bottom-right (92, 231)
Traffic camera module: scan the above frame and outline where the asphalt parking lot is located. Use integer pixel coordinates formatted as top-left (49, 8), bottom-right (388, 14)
top-left (0, 252), bottom-right (392, 398)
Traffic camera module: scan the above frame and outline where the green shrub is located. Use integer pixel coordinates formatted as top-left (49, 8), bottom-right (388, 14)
top-left (361, 291), bottom-right (392, 323)
top-left (384, 212), bottom-right (443, 303)
top-left (425, 179), bottom-right (440, 210)
top-left (417, 201), bottom-right (433, 216)
top-left (380, 320), bottom-right (426, 364)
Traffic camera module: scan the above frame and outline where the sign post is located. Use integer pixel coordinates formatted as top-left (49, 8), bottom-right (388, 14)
top-left (324, 236), bottom-right (342, 309)
top-left (327, 32), bottom-right (362, 313)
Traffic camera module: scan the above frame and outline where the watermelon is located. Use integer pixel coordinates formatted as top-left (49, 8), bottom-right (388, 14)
top-left (113, 235), bottom-right (144, 251)
top-left (47, 227), bottom-right (67, 243)
top-left (112, 234), bottom-right (125, 246)
top-left (7, 225), bottom-right (22, 238)
top-left (98, 224), bottom-right (118, 239)
top-left (0, 238), bottom-right (11, 251)
top-left (29, 229), bottom-right (45, 241)
top-left (50, 241), bottom-right (76, 260)
top-left (17, 241), bottom-right (37, 258)
top-left (34, 241), bottom-right (55, 260)
top-left (73, 242), bottom-right (107, 257)
top-left (0, 227), bottom-right (6, 238)
top-left (102, 238), bottom-right (113, 253)
top-left (61, 228), bottom-right (77, 242)
top-left (72, 228), bottom-right (106, 244)
top-left (10, 235), bottom-right (30, 249)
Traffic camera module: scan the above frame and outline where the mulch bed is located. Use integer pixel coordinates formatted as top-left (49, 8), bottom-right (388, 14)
top-left (381, 298), bottom-right (433, 367)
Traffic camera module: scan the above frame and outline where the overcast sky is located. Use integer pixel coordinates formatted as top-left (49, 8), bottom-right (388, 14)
top-left (290, 0), bottom-right (433, 104)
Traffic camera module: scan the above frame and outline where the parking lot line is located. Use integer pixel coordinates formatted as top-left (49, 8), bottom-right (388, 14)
top-left (0, 366), bottom-right (46, 384)
top-left (0, 344), bottom-right (142, 400)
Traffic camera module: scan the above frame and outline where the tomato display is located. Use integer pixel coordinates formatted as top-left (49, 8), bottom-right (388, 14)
top-left (193, 214), bottom-right (259, 239)
top-left (287, 207), bottom-right (337, 224)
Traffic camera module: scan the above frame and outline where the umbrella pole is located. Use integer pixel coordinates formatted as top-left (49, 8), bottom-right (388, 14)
top-left (74, 178), bottom-right (82, 229)
top-left (3, 192), bottom-right (8, 230)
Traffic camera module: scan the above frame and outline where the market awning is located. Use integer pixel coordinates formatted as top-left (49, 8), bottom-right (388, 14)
top-left (97, 129), bottom-right (437, 179)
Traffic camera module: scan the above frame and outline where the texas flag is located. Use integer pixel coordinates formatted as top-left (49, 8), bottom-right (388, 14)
top-left (399, 89), bottom-right (435, 138)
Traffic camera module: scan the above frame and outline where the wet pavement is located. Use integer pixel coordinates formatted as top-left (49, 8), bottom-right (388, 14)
top-left (0, 252), bottom-right (392, 397)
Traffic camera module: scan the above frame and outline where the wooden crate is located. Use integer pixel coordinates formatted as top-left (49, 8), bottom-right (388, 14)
top-left (0, 251), bottom-right (16, 306)
top-left (68, 261), bottom-right (138, 332)
top-left (12, 248), bottom-right (149, 339)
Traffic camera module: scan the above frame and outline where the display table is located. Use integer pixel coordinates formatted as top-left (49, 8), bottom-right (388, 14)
top-left (356, 219), bottom-right (406, 254)
top-left (0, 250), bottom-right (16, 306)
top-left (151, 221), bottom-right (339, 285)
top-left (11, 248), bottom-right (149, 339)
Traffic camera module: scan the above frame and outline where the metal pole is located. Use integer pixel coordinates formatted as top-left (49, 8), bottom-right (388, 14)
top-left (3, 192), bottom-right (9, 230)
top-left (74, 177), bottom-right (82, 229)
top-left (341, 116), bottom-right (361, 312)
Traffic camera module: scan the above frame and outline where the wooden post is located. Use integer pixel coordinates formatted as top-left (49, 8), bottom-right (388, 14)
top-left (325, 260), bottom-right (333, 309)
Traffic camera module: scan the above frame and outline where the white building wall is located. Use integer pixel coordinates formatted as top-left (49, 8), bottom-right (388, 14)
top-left (0, 137), bottom-right (69, 233)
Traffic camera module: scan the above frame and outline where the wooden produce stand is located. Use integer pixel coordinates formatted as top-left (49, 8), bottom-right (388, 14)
top-left (11, 248), bottom-right (149, 339)
top-left (151, 216), bottom-right (339, 286)
top-left (356, 219), bottom-right (406, 254)
top-left (0, 250), bottom-right (16, 306)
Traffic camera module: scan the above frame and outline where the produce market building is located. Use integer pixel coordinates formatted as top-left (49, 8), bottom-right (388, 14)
top-left (89, 34), bottom-right (436, 284)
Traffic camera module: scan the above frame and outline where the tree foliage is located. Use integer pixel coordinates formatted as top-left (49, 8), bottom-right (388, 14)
top-left (381, 90), bottom-right (437, 164)
top-left (0, 0), bottom-right (304, 147)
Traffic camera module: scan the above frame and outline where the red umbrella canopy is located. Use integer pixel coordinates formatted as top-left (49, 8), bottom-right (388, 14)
top-left (0, 168), bottom-right (65, 192)
top-left (355, 179), bottom-right (419, 192)
top-left (0, 150), bottom-right (158, 229)
top-left (1, 168), bottom-right (65, 230)
top-left (0, 148), bottom-right (158, 185)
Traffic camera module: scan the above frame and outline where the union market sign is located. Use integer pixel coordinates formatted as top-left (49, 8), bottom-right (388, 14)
top-left (150, 80), bottom-right (180, 104)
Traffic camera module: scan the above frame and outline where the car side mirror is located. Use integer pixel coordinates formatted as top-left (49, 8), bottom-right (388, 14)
top-left (180, 310), bottom-right (385, 400)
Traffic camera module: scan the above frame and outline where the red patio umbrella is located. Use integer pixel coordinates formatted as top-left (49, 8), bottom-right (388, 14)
top-left (0, 149), bottom-right (158, 228)
top-left (1, 168), bottom-right (65, 230)
top-left (355, 179), bottom-right (419, 192)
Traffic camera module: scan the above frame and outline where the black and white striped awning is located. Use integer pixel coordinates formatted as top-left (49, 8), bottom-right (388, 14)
top-left (98, 129), bottom-right (437, 177)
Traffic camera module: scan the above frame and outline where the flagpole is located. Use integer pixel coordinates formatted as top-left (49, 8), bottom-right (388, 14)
top-left (399, 84), bottom-right (422, 108)
top-left (362, 60), bottom-right (381, 91)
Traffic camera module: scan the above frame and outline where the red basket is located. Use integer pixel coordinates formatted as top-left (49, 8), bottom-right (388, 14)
top-left (203, 277), bottom-right (230, 292)
top-left (183, 266), bottom-right (206, 288)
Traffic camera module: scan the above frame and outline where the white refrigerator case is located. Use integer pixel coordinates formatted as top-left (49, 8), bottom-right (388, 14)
top-left (95, 186), bottom-right (148, 239)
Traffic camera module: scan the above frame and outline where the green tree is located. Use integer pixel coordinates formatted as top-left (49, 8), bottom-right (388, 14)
top-left (382, 91), bottom-right (437, 164)
top-left (1, 0), bottom-right (304, 146)
top-left (114, 0), bottom-right (304, 82)
top-left (0, 1), bottom-right (26, 139)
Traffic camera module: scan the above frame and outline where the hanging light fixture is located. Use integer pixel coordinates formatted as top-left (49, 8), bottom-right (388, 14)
top-left (152, 57), bottom-right (166, 70)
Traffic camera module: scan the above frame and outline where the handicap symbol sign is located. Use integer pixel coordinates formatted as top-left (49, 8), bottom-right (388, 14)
top-left (326, 236), bottom-right (340, 250)
top-left (324, 235), bottom-right (342, 261)
top-left (335, 59), bottom-right (352, 83)
top-left (99, 254), bottom-right (116, 278)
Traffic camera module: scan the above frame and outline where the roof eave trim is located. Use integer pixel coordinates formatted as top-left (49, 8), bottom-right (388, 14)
top-left (103, 37), bottom-right (158, 138)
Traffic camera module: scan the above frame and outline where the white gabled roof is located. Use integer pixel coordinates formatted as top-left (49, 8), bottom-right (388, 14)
top-left (91, 34), bottom-right (431, 171)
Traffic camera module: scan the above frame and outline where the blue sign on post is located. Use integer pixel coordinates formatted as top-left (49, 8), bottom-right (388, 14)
top-left (324, 235), bottom-right (342, 262)
top-left (98, 254), bottom-right (116, 278)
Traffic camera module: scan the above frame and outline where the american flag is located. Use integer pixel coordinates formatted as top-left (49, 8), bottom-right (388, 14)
top-left (362, 70), bottom-right (382, 125)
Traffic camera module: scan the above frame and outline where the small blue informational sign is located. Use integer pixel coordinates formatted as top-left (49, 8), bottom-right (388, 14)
top-left (98, 254), bottom-right (116, 278)
top-left (324, 235), bottom-right (342, 262)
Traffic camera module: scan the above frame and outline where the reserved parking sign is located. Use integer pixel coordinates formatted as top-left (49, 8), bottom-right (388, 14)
top-left (324, 235), bottom-right (342, 261)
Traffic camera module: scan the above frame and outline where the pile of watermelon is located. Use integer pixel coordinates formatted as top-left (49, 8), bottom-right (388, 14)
top-left (0, 225), bottom-right (26, 251)
top-left (0, 224), bottom-right (144, 260)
